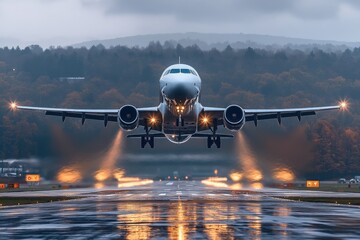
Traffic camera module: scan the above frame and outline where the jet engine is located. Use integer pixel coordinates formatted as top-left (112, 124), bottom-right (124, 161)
top-left (118, 105), bottom-right (139, 130)
top-left (223, 105), bottom-right (245, 131)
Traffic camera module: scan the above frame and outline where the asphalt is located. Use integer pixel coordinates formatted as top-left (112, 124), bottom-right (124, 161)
top-left (1, 181), bottom-right (360, 239)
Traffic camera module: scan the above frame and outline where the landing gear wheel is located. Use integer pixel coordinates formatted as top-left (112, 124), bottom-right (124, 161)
top-left (215, 136), bottom-right (221, 148)
top-left (207, 136), bottom-right (214, 148)
top-left (207, 136), bottom-right (221, 148)
top-left (141, 136), bottom-right (155, 148)
top-left (141, 136), bottom-right (146, 148)
top-left (149, 136), bottom-right (154, 148)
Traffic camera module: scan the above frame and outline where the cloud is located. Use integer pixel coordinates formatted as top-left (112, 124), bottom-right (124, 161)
top-left (2, 0), bottom-right (360, 46)
top-left (82, 0), bottom-right (351, 21)
top-left (77, 0), bottom-right (360, 42)
top-left (0, 0), bottom-right (148, 47)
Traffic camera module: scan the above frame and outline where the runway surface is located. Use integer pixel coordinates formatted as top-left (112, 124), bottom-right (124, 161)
top-left (1, 181), bottom-right (360, 239)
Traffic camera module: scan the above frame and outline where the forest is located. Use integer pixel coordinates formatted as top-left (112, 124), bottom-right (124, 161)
top-left (0, 43), bottom-right (359, 178)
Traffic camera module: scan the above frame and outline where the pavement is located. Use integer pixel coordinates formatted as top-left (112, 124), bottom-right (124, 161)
top-left (1, 181), bottom-right (360, 239)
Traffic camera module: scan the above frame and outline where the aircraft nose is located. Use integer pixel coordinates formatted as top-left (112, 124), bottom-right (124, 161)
top-left (163, 82), bottom-right (198, 103)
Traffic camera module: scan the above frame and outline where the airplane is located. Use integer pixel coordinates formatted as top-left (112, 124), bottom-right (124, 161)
top-left (11, 63), bottom-right (347, 148)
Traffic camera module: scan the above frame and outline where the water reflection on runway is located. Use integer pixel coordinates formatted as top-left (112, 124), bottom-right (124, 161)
top-left (114, 200), bottom-right (262, 239)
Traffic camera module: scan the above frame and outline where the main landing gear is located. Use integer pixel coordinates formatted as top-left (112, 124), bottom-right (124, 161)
top-left (207, 136), bottom-right (221, 148)
top-left (141, 121), bottom-right (154, 148)
top-left (141, 135), bottom-right (154, 148)
top-left (207, 119), bottom-right (221, 148)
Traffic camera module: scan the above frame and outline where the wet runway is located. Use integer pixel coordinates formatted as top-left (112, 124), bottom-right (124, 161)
top-left (1, 181), bottom-right (360, 239)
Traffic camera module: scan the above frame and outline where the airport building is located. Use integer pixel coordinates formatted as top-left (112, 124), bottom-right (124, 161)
top-left (0, 159), bottom-right (40, 187)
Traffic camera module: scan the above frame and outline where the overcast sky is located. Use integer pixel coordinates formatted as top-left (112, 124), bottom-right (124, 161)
top-left (1, 0), bottom-right (360, 47)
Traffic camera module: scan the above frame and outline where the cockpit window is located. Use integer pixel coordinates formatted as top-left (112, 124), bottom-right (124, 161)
top-left (190, 70), bottom-right (198, 76)
top-left (162, 70), bottom-right (170, 77)
top-left (170, 69), bottom-right (180, 73)
top-left (165, 68), bottom-right (198, 76)
top-left (181, 69), bottom-right (191, 74)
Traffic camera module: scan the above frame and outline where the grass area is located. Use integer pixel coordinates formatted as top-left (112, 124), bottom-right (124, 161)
top-left (0, 184), bottom-right (92, 192)
top-left (281, 196), bottom-right (360, 205)
top-left (289, 183), bottom-right (360, 193)
top-left (0, 186), bottom-right (62, 193)
top-left (0, 196), bottom-right (81, 206)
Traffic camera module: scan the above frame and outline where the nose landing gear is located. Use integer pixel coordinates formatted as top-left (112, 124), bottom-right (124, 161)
top-left (176, 115), bottom-right (184, 127)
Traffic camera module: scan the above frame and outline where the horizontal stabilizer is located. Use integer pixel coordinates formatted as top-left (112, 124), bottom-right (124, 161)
top-left (192, 133), bottom-right (234, 138)
top-left (127, 133), bottom-right (165, 138)
top-left (127, 133), bottom-right (234, 138)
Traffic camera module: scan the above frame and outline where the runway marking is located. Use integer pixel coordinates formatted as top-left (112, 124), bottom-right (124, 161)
top-left (176, 191), bottom-right (182, 195)
top-left (159, 193), bottom-right (166, 196)
top-left (166, 182), bottom-right (174, 186)
top-left (142, 194), bottom-right (149, 196)
top-left (222, 194), bottom-right (231, 196)
top-left (207, 194), bottom-right (215, 196)
top-left (191, 193), bottom-right (198, 196)
top-left (125, 194), bottom-right (132, 197)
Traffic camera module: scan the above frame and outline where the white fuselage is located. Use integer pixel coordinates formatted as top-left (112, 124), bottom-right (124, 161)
top-left (158, 64), bottom-right (203, 143)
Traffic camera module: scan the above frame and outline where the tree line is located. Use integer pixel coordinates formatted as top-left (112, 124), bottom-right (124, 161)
top-left (0, 43), bottom-right (359, 178)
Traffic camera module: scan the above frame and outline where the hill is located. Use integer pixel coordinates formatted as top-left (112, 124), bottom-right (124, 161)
top-left (73, 32), bottom-right (360, 52)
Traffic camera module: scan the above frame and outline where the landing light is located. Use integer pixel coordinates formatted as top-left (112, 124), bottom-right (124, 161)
top-left (176, 106), bottom-right (185, 113)
top-left (9, 101), bottom-right (17, 110)
top-left (339, 100), bottom-right (349, 111)
top-left (201, 117), bottom-right (209, 124)
top-left (150, 117), bottom-right (156, 124)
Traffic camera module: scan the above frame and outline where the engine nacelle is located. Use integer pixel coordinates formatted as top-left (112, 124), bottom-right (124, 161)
top-left (223, 105), bottom-right (245, 131)
top-left (118, 105), bottom-right (139, 131)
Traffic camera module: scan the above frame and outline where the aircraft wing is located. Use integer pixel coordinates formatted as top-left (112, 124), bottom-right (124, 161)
top-left (15, 105), bottom-right (161, 129)
top-left (201, 105), bottom-right (341, 128)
